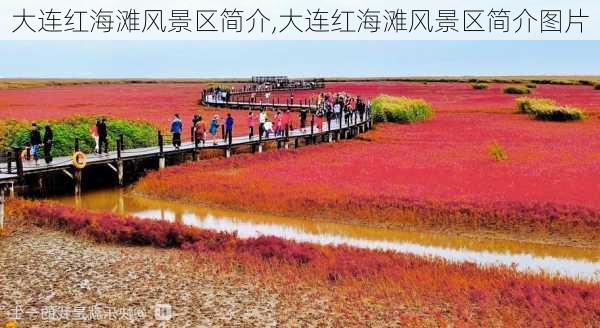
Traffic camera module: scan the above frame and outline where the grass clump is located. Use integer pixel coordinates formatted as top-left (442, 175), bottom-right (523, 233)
top-left (526, 83), bottom-right (537, 89)
top-left (515, 97), bottom-right (556, 114)
top-left (531, 107), bottom-right (586, 121)
top-left (503, 85), bottom-right (531, 94)
top-left (515, 98), bottom-right (586, 121)
top-left (1, 116), bottom-right (157, 157)
top-left (471, 83), bottom-right (488, 90)
top-left (594, 84), bottom-right (600, 90)
top-left (370, 95), bottom-right (433, 124)
top-left (488, 141), bottom-right (507, 161)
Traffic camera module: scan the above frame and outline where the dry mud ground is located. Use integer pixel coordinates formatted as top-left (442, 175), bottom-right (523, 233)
top-left (0, 225), bottom-right (430, 327)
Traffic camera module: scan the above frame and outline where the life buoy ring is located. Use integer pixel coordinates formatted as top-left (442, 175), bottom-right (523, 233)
top-left (72, 151), bottom-right (87, 169)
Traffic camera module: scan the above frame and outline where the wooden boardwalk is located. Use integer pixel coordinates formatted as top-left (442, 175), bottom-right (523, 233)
top-left (0, 117), bottom-right (371, 186)
top-left (203, 99), bottom-right (317, 111)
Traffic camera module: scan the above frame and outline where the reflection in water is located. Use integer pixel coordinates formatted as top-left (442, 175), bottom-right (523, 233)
top-left (53, 189), bottom-right (600, 281)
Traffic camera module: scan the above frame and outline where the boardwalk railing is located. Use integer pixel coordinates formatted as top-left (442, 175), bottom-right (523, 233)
top-left (226, 78), bottom-right (325, 95)
top-left (0, 109), bottom-right (373, 185)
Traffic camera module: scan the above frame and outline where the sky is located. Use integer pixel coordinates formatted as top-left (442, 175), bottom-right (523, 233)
top-left (1, 41), bottom-right (599, 78)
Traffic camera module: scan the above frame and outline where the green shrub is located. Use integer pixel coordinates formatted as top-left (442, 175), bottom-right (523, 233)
top-left (594, 84), bottom-right (600, 90)
top-left (489, 141), bottom-right (507, 161)
top-left (503, 85), bottom-right (531, 94)
top-left (370, 95), bottom-right (433, 124)
top-left (2, 116), bottom-right (157, 157)
top-left (514, 98), bottom-right (586, 121)
top-left (531, 107), bottom-right (586, 121)
top-left (515, 97), bottom-right (556, 114)
top-left (471, 83), bottom-right (488, 90)
top-left (526, 83), bottom-right (537, 89)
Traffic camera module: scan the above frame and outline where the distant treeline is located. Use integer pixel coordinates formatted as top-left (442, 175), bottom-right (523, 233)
top-left (2, 76), bottom-right (600, 90)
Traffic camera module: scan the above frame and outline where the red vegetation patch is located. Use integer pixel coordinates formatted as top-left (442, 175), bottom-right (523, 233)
top-left (253, 82), bottom-right (600, 114)
top-left (0, 83), bottom-right (301, 140)
top-left (135, 113), bottom-right (600, 243)
top-left (1, 82), bottom-right (599, 137)
top-left (8, 199), bottom-right (600, 326)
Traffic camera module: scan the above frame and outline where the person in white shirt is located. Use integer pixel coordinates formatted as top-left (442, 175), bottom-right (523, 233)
top-left (259, 108), bottom-right (267, 137)
top-left (263, 119), bottom-right (273, 138)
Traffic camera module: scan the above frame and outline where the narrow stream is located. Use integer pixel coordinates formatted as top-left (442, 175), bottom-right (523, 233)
top-left (53, 189), bottom-right (600, 281)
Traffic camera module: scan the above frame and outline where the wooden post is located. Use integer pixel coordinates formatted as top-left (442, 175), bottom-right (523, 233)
top-left (117, 160), bottom-right (124, 186)
top-left (310, 114), bottom-right (315, 144)
top-left (37, 175), bottom-right (44, 195)
top-left (158, 130), bottom-right (165, 170)
top-left (13, 147), bottom-right (23, 178)
top-left (116, 139), bottom-right (122, 160)
top-left (74, 138), bottom-right (80, 152)
top-left (6, 151), bottom-right (12, 174)
top-left (294, 137), bottom-right (299, 148)
top-left (119, 134), bottom-right (124, 151)
top-left (74, 168), bottom-right (82, 196)
top-left (0, 186), bottom-right (5, 232)
top-left (158, 130), bottom-right (164, 155)
top-left (192, 127), bottom-right (198, 161)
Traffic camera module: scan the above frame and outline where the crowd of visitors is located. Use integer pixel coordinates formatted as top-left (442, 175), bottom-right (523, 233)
top-left (18, 90), bottom-right (369, 167)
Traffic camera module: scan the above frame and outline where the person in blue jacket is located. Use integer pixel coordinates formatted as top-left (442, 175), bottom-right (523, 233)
top-left (209, 114), bottom-right (219, 145)
top-left (170, 113), bottom-right (183, 149)
top-left (225, 113), bottom-right (234, 146)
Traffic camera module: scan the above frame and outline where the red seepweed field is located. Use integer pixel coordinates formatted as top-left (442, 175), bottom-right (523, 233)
top-left (135, 113), bottom-right (600, 245)
top-left (1, 81), bottom-right (599, 125)
top-left (2, 80), bottom-right (600, 326)
top-left (3, 80), bottom-right (599, 241)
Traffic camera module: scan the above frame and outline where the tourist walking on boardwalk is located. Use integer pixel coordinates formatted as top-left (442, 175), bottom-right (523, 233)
top-left (259, 108), bottom-right (267, 137)
top-left (225, 113), bottom-right (234, 146)
top-left (274, 111), bottom-right (283, 137)
top-left (209, 114), bottom-right (219, 145)
top-left (29, 123), bottom-right (42, 165)
top-left (325, 104), bottom-right (333, 129)
top-left (299, 108), bottom-right (308, 132)
top-left (194, 117), bottom-right (206, 147)
top-left (191, 114), bottom-right (201, 141)
top-left (248, 111), bottom-right (255, 139)
top-left (90, 120), bottom-right (100, 153)
top-left (283, 109), bottom-right (292, 137)
top-left (333, 102), bottom-right (341, 122)
top-left (357, 97), bottom-right (365, 122)
top-left (43, 125), bottom-right (53, 164)
top-left (97, 118), bottom-right (109, 154)
top-left (170, 114), bottom-right (183, 149)
top-left (316, 109), bottom-right (324, 132)
top-left (263, 118), bottom-right (273, 138)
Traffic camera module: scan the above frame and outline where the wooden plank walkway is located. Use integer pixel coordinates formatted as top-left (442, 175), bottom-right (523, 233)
top-left (0, 117), bottom-right (370, 184)
top-left (203, 99), bottom-right (317, 111)
top-left (228, 85), bottom-right (324, 96)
